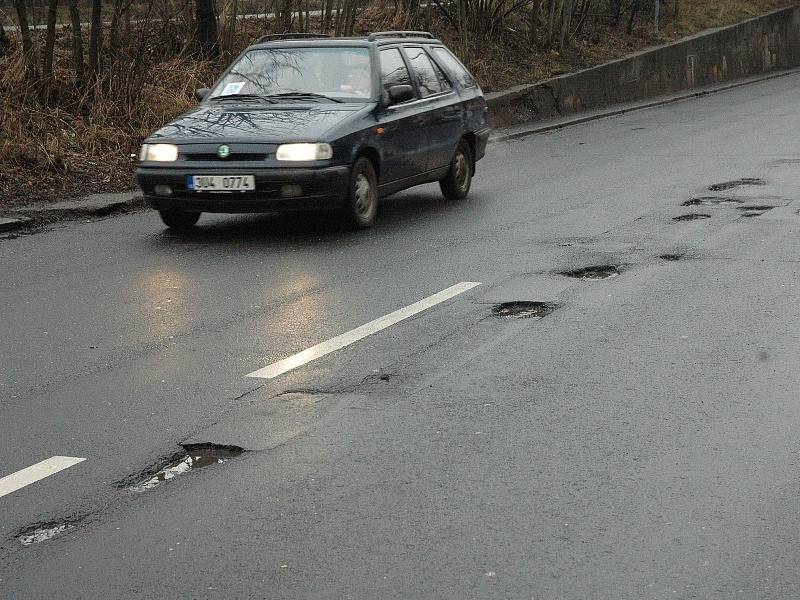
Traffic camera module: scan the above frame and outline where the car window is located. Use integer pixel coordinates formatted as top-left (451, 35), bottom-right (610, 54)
top-left (210, 47), bottom-right (373, 101)
top-left (426, 51), bottom-right (452, 92)
top-left (379, 48), bottom-right (414, 101)
top-left (404, 46), bottom-right (442, 98)
top-left (432, 46), bottom-right (476, 89)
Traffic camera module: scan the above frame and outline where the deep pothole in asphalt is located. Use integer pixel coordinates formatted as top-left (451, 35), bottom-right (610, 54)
top-left (682, 196), bottom-right (744, 206)
top-left (128, 444), bottom-right (244, 492)
top-left (558, 265), bottom-right (620, 280)
top-left (708, 178), bottom-right (766, 191)
top-left (660, 253), bottom-right (685, 261)
top-left (492, 302), bottom-right (559, 319)
top-left (18, 523), bottom-right (74, 546)
top-left (673, 213), bottom-right (711, 222)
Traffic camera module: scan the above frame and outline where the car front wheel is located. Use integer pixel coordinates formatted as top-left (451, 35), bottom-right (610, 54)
top-left (159, 209), bottom-right (201, 229)
top-left (440, 139), bottom-right (473, 200)
top-left (343, 157), bottom-right (378, 228)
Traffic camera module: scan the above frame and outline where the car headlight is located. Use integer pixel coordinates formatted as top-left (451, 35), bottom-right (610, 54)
top-left (139, 143), bottom-right (179, 162)
top-left (276, 143), bottom-right (333, 161)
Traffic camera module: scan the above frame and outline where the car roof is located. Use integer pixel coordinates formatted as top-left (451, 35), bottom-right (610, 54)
top-left (248, 31), bottom-right (443, 51)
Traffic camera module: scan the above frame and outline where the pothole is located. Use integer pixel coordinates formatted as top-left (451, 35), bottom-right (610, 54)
top-left (741, 211), bottom-right (765, 218)
top-left (128, 444), bottom-right (244, 492)
top-left (558, 265), bottom-right (620, 280)
top-left (673, 213), bottom-right (711, 222)
top-left (736, 205), bottom-right (776, 212)
top-left (660, 253), bottom-right (685, 261)
top-left (18, 523), bottom-right (74, 546)
top-left (708, 178), bottom-right (766, 191)
top-left (492, 302), bottom-right (558, 319)
top-left (682, 196), bottom-right (744, 206)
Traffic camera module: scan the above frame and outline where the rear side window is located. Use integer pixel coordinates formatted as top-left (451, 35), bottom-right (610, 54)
top-left (404, 46), bottom-right (443, 97)
top-left (432, 47), bottom-right (476, 89)
top-left (380, 48), bottom-right (413, 99)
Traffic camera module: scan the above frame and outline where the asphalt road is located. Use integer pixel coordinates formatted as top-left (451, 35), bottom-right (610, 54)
top-left (3, 73), bottom-right (800, 599)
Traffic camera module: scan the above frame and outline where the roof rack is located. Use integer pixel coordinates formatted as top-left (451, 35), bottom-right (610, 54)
top-left (367, 31), bottom-right (435, 41)
top-left (255, 33), bottom-right (331, 44)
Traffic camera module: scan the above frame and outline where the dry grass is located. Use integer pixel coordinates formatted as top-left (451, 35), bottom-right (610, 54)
top-left (0, 0), bottom-right (795, 207)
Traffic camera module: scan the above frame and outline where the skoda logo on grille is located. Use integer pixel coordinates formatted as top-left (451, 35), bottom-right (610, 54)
top-left (217, 145), bottom-right (231, 159)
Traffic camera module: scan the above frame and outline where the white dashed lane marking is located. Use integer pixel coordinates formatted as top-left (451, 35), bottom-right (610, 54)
top-left (247, 281), bottom-right (482, 379)
top-left (0, 456), bottom-right (86, 499)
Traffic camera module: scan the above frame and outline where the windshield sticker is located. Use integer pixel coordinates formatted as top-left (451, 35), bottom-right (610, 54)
top-left (221, 81), bottom-right (245, 96)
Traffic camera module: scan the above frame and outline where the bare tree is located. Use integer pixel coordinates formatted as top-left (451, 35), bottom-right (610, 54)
top-left (67, 0), bottom-right (84, 82)
top-left (88, 0), bottom-right (102, 74)
top-left (42, 0), bottom-right (59, 93)
top-left (195, 0), bottom-right (219, 57)
top-left (14, 0), bottom-right (38, 80)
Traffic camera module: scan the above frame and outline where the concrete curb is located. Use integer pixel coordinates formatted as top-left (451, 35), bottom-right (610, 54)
top-left (1, 191), bottom-right (144, 230)
top-left (489, 67), bottom-right (800, 144)
top-left (0, 216), bottom-right (33, 234)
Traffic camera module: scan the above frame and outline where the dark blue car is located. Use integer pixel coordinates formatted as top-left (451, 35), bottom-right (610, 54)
top-left (136, 31), bottom-right (490, 229)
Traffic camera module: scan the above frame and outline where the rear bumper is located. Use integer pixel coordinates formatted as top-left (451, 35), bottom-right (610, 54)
top-left (136, 165), bottom-right (350, 213)
top-left (475, 127), bottom-right (490, 161)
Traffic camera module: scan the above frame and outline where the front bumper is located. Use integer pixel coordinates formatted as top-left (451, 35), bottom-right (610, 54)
top-left (475, 127), bottom-right (491, 161)
top-left (136, 165), bottom-right (350, 213)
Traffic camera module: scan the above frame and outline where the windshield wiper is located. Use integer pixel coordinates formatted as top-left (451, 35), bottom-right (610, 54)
top-left (209, 94), bottom-right (276, 103)
top-left (263, 92), bottom-right (344, 104)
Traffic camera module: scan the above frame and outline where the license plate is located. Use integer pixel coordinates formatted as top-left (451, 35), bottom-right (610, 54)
top-left (187, 175), bottom-right (255, 193)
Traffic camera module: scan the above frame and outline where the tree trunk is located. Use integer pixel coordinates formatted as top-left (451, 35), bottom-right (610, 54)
top-left (559, 0), bottom-right (573, 49)
top-left (626, 0), bottom-right (639, 34)
top-left (195, 0), bottom-right (219, 57)
top-left (0, 21), bottom-right (11, 56)
top-left (87, 0), bottom-right (102, 74)
top-left (67, 0), bottom-right (84, 82)
top-left (14, 0), bottom-right (38, 80)
top-left (43, 0), bottom-right (59, 92)
top-left (529, 0), bottom-right (541, 43)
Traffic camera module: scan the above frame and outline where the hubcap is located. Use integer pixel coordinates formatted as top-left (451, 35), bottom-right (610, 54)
top-left (354, 173), bottom-right (374, 216)
top-left (454, 151), bottom-right (469, 191)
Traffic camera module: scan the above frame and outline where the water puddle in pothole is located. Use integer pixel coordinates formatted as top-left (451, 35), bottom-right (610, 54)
top-left (19, 524), bottom-right (74, 546)
top-left (673, 213), bottom-right (711, 222)
top-left (682, 196), bottom-right (743, 206)
top-left (129, 445), bottom-right (243, 492)
top-left (558, 265), bottom-right (620, 280)
top-left (708, 178), bottom-right (766, 191)
top-left (492, 302), bottom-right (558, 319)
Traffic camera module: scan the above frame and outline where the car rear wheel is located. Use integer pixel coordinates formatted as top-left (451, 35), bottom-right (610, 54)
top-left (159, 209), bottom-right (201, 229)
top-left (343, 157), bottom-right (378, 228)
top-left (440, 139), bottom-right (473, 200)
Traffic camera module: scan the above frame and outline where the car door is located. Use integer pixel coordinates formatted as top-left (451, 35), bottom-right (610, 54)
top-left (376, 46), bottom-right (429, 185)
top-left (402, 45), bottom-right (463, 172)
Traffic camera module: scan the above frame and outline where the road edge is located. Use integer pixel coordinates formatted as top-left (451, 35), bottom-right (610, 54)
top-left (489, 67), bottom-right (800, 144)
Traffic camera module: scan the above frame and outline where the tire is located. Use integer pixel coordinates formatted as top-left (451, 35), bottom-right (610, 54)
top-left (439, 139), bottom-right (473, 200)
top-left (343, 157), bottom-right (378, 228)
top-left (159, 209), bottom-right (201, 229)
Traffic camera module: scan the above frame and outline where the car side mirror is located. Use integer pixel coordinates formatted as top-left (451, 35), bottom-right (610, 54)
top-left (195, 88), bottom-right (211, 101)
top-left (387, 84), bottom-right (414, 105)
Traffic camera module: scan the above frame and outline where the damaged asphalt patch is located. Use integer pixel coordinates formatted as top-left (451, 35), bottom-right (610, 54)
top-left (673, 213), bottom-right (711, 221)
top-left (558, 265), bottom-right (620, 280)
top-left (708, 178), bottom-right (766, 191)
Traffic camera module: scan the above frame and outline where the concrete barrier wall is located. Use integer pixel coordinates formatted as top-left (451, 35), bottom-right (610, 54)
top-left (486, 6), bottom-right (800, 128)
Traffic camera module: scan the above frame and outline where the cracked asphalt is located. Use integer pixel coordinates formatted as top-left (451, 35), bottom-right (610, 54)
top-left (3, 73), bottom-right (800, 598)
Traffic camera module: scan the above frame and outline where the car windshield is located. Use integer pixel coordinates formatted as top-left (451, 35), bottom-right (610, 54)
top-left (210, 47), bottom-right (373, 102)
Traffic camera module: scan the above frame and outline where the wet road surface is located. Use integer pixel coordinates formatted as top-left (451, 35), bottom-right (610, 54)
top-left (3, 73), bottom-right (800, 598)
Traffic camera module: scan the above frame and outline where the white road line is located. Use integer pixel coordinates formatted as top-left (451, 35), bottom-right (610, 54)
top-left (0, 456), bottom-right (86, 499)
top-left (247, 281), bottom-right (482, 379)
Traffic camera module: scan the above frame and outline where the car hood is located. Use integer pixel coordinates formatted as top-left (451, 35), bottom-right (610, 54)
top-left (147, 103), bottom-right (373, 143)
